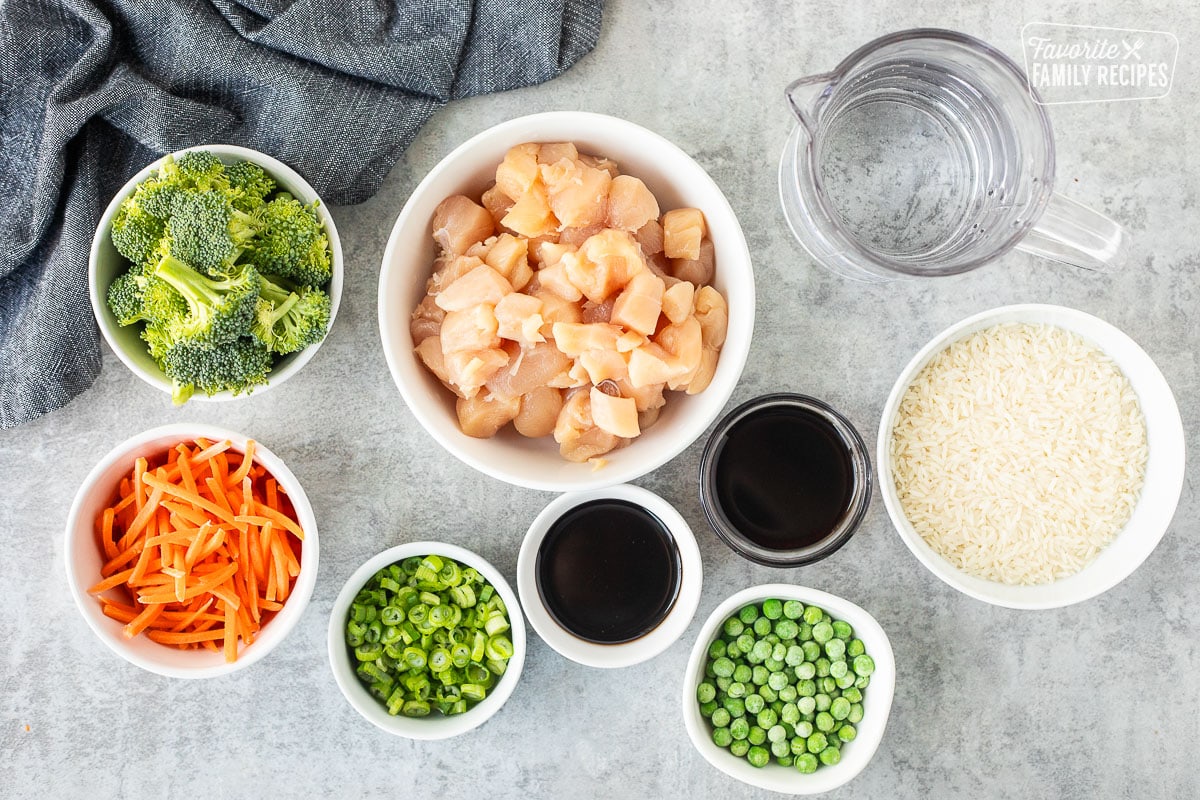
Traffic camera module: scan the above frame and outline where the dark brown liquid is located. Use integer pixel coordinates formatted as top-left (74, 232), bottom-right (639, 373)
top-left (713, 406), bottom-right (854, 550)
top-left (535, 499), bottom-right (681, 644)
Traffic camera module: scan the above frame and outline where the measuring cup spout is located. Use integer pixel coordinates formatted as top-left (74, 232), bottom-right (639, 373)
top-left (784, 74), bottom-right (835, 137)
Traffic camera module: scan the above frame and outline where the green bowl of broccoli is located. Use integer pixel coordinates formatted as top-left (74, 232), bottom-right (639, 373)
top-left (89, 145), bottom-right (343, 404)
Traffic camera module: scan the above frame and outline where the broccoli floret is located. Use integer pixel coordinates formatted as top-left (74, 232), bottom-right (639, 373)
top-left (152, 254), bottom-right (260, 346)
top-left (110, 197), bottom-right (168, 264)
top-left (252, 275), bottom-right (332, 355)
top-left (106, 269), bottom-right (150, 325)
top-left (225, 161), bottom-right (276, 213)
top-left (140, 323), bottom-right (176, 362)
top-left (243, 194), bottom-right (332, 287)
top-left (163, 150), bottom-right (230, 192)
top-left (161, 336), bottom-right (272, 405)
top-left (167, 190), bottom-right (262, 276)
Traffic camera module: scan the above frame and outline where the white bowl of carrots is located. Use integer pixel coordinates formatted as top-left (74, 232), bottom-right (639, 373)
top-left (64, 423), bottom-right (319, 678)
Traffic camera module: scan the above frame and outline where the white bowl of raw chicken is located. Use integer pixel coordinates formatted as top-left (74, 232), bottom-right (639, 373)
top-left (378, 112), bottom-right (754, 491)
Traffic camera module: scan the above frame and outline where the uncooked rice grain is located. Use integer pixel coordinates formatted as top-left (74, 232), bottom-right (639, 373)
top-left (890, 323), bottom-right (1148, 585)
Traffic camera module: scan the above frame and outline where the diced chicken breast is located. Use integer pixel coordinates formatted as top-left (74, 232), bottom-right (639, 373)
top-left (655, 316), bottom-right (703, 389)
top-left (579, 349), bottom-right (629, 384)
top-left (553, 389), bottom-right (620, 462)
top-left (693, 285), bottom-right (729, 348)
top-left (440, 304), bottom-right (500, 354)
top-left (569, 229), bottom-right (646, 303)
top-left (444, 348), bottom-right (509, 398)
top-left (536, 262), bottom-right (584, 302)
top-left (578, 153), bottom-right (620, 178)
top-left (485, 341), bottom-right (572, 399)
top-left (534, 241), bottom-right (576, 269)
top-left (662, 208), bottom-right (707, 260)
top-left (606, 175), bottom-right (660, 232)
top-left (481, 184), bottom-right (515, 229)
top-left (581, 297), bottom-right (615, 324)
top-left (615, 377), bottom-right (666, 411)
top-left (635, 219), bottom-right (665, 256)
top-left (670, 238), bottom-right (715, 286)
top-left (540, 158), bottom-right (611, 229)
top-left (627, 342), bottom-right (689, 387)
top-left (514, 386), bottom-right (564, 438)
top-left (456, 391), bottom-right (521, 438)
top-left (661, 280), bottom-right (695, 324)
top-left (494, 293), bottom-right (545, 345)
top-left (502, 180), bottom-right (558, 238)
top-left (615, 330), bottom-right (646, 353)
top-left (427, 254), bottom-right (484, 296)
top-left (434, 264), bottom-right (513, 312)
top-left (589, 387), bottom-right (639, 438)
top-left (686, 348), bottom-right (720, 395)
top-left (432, 195), bottom-right (495, 255)
top-left (558, 224), bottom-right (606, 247)
top-left (495, 143), bottom-right (540, 200)
top-left (483, 234), bottom-right (529, 284)
top-left (610, 271), bottom-right (665, 336)
top-left (551, 322), bottom-right (622, 356)
top-left (410, 294), bottom-right (445, 345)
top-left (537, 142), bottom-right (580, 165)
top-left (414, 336), bottom-right (464, 397)
top-left (534, 290), bottom-right (583, 333)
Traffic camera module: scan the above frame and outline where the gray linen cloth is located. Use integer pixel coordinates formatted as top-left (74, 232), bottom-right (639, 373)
top-left (0, 0), bottom-right (603, 428)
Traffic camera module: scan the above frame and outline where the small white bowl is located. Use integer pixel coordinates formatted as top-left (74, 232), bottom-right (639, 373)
top-left (516, 484), bottom-right (702, 669)
top-left (64, 423), bottom-right (320, 679)
top-left (682, 584), bottom-right (895, 795)
top-left (327, 541), bottom-right (526, 739)
top-left (878, 304), bottom-right (1186, 609)
top-left (88, 144), bottom-right (344, 401)
top-left (377, 111), bottom-right (755, 491)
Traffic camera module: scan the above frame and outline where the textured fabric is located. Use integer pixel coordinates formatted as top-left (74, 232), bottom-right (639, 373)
top-left (0, 0), bottom-right (603, 428)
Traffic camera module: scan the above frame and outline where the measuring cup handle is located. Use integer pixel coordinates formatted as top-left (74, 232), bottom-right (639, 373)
top-left (1015, 193), bottom-right (1123, 272)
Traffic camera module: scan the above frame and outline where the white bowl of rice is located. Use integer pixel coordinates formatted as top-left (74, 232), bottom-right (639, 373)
top-left (878, 304), bottom-right (1184, 609)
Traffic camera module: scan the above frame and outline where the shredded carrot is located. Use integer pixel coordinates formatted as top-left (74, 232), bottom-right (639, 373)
top-left (90, 438), bottom-right (304, 663)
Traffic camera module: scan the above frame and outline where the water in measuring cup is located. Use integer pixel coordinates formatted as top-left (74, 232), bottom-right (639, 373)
top-left (815, 58), bottom-right (1027, 268)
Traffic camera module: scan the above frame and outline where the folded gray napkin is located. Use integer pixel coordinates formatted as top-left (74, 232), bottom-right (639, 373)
top-left (0, 0), bottom-right (603, 428)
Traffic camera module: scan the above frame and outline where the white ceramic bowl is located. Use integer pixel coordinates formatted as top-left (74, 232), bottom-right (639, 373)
top-left (516, 484), bottom-right (702, 668)
top-left (89, 144), bottom-right (344, 401)
top-left (878, 304), bottom-right (1186, 609)
top-left (327, 541), bottom-right (526, 739)
top-left (377, 111), bottom-right (755, 491)
top-left (64, 423), bottom-right (320, 678)
top-left (682, 584), bottom-right (895, 794)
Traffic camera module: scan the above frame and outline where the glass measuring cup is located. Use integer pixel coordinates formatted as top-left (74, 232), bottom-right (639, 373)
top-left (778, 29), bottom-right (1123, 282)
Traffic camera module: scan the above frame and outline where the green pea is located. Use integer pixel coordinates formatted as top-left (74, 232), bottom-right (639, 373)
top-left (747, 746), bottom-right (770, 768)
top-left (697, 682), bottom-right (716, 703)
top-left (801, 641), bottom-right (821, 662)
top-left (771, 642), bottom-right (788, 662)
top-left (797, 696), bottom-right (816, 715)
top-left (838, 724), bottom-right (856, 742)
top-left (815, 711), bottom-right (835, 732)
top-left (730, 739), bottom-right (749, 757)
top-left (771, 739), bottom-right (791, 758)
top-left (724, 697), bottom-right (746, 718)
top-left (764, 657), bottom-right (784, 672)
top-left (736, 633), bottom-right (754, 654)
top-left (821, 677), bottom-right (837, 694)
top-left (765, 633), bottom-right (780, 645)
top-left (768, 672), bottom-right (789, 692)
top-left (829, 659), bottom-right (848, 679)
top-left (748, 726), bottom-right (766, 745)
top-left (708, 639), bottom-right (727, 660)
top-left (756, 708), bottom-right (778, 729)
top-left (725, 617), bottom-right (746, 637)
top-left (847, 638), bottom-right (865, 658)
top-left (712, 657), bottom-right (735, 677)
top-left (759, 684), bottom-right (778, 703)
top-left (715, 676), bottom-right (731, 692)
top-left (848, 703), bottom-right (864, 724)
top-left (842, 687), bottom-right (862, 704)
top-left (762, 598), bottom-right (783, 619)
top-left (836, 671), bottom-right (856, 690)
top-left (799, 623), bottom-right (813, 641)
top-left (812, 622), bottom-right (833, 645)
top-left (739, 605), bottom-right (759, 624)
top-left (733, 664), bottom-right (752, 683)
top-left (775, 619), bottom-right (799, 640)
top-left (781, 702), bottom-right (800, 725)
top-left (778, 685), bottom-right (798, 703)
top-left (752, 665), bottom-right (769, 686)
top-left (795, 662), bottom-right (816, 680)
top-left (777, 754), bottom-right (794, 768)
top-left (751, 640), bottom-right (772, 661)
top-left (711, 708), bottom-right (731, 728)
top-left (825, 638), bottom-right (846, 660)
top-left (712, 727), bottom-right (732, 748)
top-left (699, 700), bottom-right (718, 718)
top-left (795, 753), bottom-right (818, 773)
top-left (855, 674), bottom-right (871, 690)
top-left (832, 620), bottom-right (853, 640)
top-left (806, 732), bottom-right (828, 753)
top-left (730, 717), bottom-right (750, 740)
top-left (853, 654), bottom-right (875, 676)
top-left (815, 693), bottom-right (832, 712)
top-left (728, 682), bottom-right (747, 699)
top-left (796, 679), bottom-right (816, 697)
top-left (704, 662), bottom-right (716, 679)
top-left (745, 693), bottom-right (765, 715)
top-left (820, 746), bottom-right (841, 766)
top-left (753, 617), bottom-right (772, 637)
top-left (802, 606), bottom-right (823, 625)
top-left (783, 600), bottom-right (804, 619)
top-left (767, 724), bottom-right (787, 743)
top-left (785, 645), bottom-right (804, 667)
top-left (795, 720), bottom-right (814, 738)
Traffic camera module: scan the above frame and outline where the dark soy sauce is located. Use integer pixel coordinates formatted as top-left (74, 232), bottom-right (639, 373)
top-left (713, 406), bottom-right (854, 550)
top-left (536, 499), bottom-right (681, 644)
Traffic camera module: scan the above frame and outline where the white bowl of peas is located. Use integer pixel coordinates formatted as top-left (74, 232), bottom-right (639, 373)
top-left (327, 541), bottom-right (526, 739)
top-left (681, 584), bottom-right (895, 794)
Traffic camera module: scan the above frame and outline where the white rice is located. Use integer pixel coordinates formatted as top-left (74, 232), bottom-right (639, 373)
top-left (890, 322), bottom-right (1148, 585)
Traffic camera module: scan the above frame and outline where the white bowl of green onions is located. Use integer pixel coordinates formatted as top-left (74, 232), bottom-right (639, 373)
top-left (327, 541), bottom-right (526, 739)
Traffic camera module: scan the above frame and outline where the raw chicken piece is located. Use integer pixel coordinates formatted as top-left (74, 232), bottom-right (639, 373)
top-left (662, 208), bottom-right (707, 260)
top-left (686, 348), bottom-right (720, 395)
top-left (639, 406), bottom-right (661, 431)
top-left (693, 285), bottom-right (729, 348)
top-left (661, 281), bottom-right (695, 324)
top-left (456, 391), bottom-right (521, 438)
top-left (655, 316), bottom-right (703, 389)
top-left (434, 264), bottom-right (513, 312)
top-left (670, 239), bottom-right (715, 286)
top-left (551, 322), bottom-right (622, 356)
top-left (558, 224), bottom-right (606, 247)
top-left (514, 386), bottom-right (564, 438)
top-left (540, 158), bottom-right (611, 229)
top-left (615, 330), bottom-right (646, 353)
top-left (494, 293), bottom-right (545, 345)
top-left (569, 229), bottom-right (646, 303)
top-left (536, 262), bottom-right (583, 302)
top-left (481, 184), bottom-right (515, 229)
top-left (581, 297), bottom-right (615, 324)
top-left (534, 290), bottom-right (583, 333)
top-left (533, 241), bottom-right (576, 269)
top-left (554, 389), bottom-right (620, 462)
top-left (635, 219), bottom-right (665, 256)
top-left (484, 234), bottom-right (530, 285)
top-left (578, 153), bottom-right (620, 178)
top-left (589, 387), bottom-right (639, 438)
top-left (578, 349), bottom-right (629, 384)
top-left (537, 142), bottom-right (579, 164)
top-left (485, 341), bottom-right (572, 399)
top-left (427, 254), bottom-right (485, 296)
top-left (610, 271), bottom-right (665, 336)
top-left (615, 377), bottom-right (666, 412)
top-left (432, 196), bottom-right (495, 255)
top-left (410, 294), bottom-right (445, 345)
top-left (495, 143), bottom-right (540, 200)
top-left (465, 236), bottom-right (494, 261)
top-left (502, 180), bottom-right (558, 239)
top-left (627, 342), bottom-right (688, 387)
top-left (606, 175), bottom-right (660, 232)
top-left (440, 304), bottom-right (500, 354)
top-left (415, 336), bottom-right (464, 397)
top-left (444, 348), bottom-right (509, 398)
